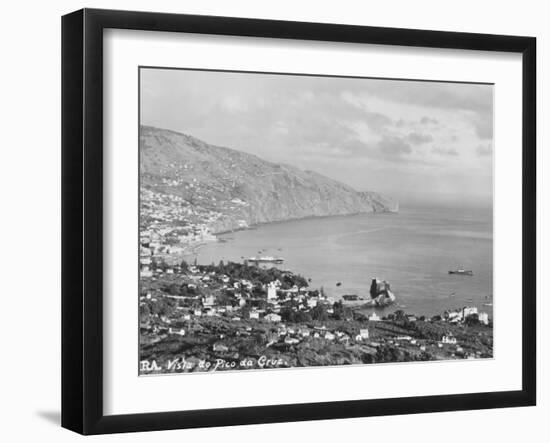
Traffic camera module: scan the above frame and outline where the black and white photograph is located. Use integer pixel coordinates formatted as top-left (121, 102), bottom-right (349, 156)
top-left (0, 0), bottom-right (544, 440)
top-left (138, 68), bottom-right (494, 374)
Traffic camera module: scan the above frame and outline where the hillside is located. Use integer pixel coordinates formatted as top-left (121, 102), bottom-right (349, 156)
top-left (140, 125), bottom-right (397, 234)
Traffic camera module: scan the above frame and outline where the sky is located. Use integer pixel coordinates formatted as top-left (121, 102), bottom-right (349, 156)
top-left (140, 68), bottom-right (493, 206)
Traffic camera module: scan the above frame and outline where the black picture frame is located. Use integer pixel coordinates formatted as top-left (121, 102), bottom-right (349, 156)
top-left (61, 8), bottom-right (536, 435)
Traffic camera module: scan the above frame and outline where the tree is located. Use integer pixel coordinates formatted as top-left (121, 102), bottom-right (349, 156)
top-left (180, 259), bottom-right (189, 272)
top-left (394, 310), bottom-right (406, 321)
top-left (465, 313), bottom-right (480, 326)
top-left (166, 283), bottom-right (180, 295)
top-left (332, 301), bottom-right (351, 320)
top-left (311, 304), bottom-right (328, 321)
top-left (139, 304), bottom-right (151, 318)
top-left (293, 310), bottom-right (312, 323)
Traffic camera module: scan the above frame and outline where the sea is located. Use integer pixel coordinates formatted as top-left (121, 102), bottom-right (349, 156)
top-left (196, 204), bottom-right (493, 318)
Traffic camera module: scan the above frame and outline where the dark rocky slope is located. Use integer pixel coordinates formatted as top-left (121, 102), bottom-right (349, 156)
top-left (140, 125), bottom-right (397, 233)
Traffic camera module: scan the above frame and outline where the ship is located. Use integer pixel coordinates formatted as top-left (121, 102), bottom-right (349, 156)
top-left (448, 269), bottom-right (474, 276)
top-left (245, 256), bottom-right (284, 265)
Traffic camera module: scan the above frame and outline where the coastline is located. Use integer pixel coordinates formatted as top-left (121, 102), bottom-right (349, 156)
top-left (193, 205), bottom-right (493, 318)
top-left (139, 260), bottom-right (493, 374)
top-left (211, 207), bottom-right (400, 236)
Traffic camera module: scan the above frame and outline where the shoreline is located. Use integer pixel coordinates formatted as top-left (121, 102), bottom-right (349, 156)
top-left (211, 208), bottom-right (400, 236)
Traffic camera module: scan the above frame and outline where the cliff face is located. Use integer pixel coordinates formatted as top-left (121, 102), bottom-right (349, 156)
top-left (140, 125), bottom-right (397, 233)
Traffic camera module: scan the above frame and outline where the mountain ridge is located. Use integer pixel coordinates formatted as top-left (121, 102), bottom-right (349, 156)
top-left (140, 125), bottom-right (397, 234)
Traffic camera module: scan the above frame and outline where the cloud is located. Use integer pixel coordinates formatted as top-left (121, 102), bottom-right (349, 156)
top-left (407, 132), bottom-right (434, 145)
top-left (420, 116), bottom-right (438, 125)
top-left (476, 144), bottom-right (492, 156)
top-left (344, 80), bottom-right (493, 115)
top-left (472, 115), bottom-right (493, 140)
top-left (378, 136), bottom-right (412, 156)
top-left (432, 147), bottom-right (459, 157)
top-left (339, 139), bottom-right (373, 157)
top-left (140, 68), bottom-right (493, 201)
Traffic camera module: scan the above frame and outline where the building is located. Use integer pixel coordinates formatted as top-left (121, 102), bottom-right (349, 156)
top-left (284, 337), bottom-right (300, 345)
top-left (368, 312), bottom-right (381, 322)
top-left (441, 334), bottom-right (457, 345)
top-left (478, 312), bottom-right (489, 325)
top-left (213, 343), bottom-right (229, 352)
top-left (249, 311), bottom-right (260, 320)
top-left (168, 327), bottom-right (185, 336)
top-left (359, 328), bottom-right (370, 339)
top-left (139, 250), bottom-right (153, 277)
top-left (267, 281), bottom-right (278, 301)
top-left (463, 306), bottom-right (478, 318)
top-left (203, 295), bottom-right (215, 307)
top-left (140, 268), bottom-right (153, 278)
top-left (446, 310), bottom-right (462, 322)
top-left (307, 298), bottom-right (318, 308)
top-left (264, 313), bottom-right (282, 322)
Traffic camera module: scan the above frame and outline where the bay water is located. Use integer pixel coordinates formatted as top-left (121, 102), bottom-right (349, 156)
top-left (196, 204), bottom-right (493, 318)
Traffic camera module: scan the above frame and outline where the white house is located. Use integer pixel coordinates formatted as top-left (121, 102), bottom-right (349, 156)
top-left (284, 336), bottom-right (300, 345)
top-left (478, 312), bottom-right (489, 325)
top-left (203, 295), bottom-right (215, 307)
top-left (140, 268), bottom-right (153, 278)
top-left (213, 343), bottom-right (229, 352)
top-left (264, 313), bottom-right (282, 322)
top-left (463, 306), bottom-right (479, 318)
top-left (359, 329), bottom-right (370, 339)
top-left (267, 281), bottom-right (278, 301)
top-left (168, 327), bottom-right (185, 336)
top-left (368, 312), bottom-right (381, 322)
top-left (249, 311), bottom-right (260, 320)
top-left (307, 298), bottom-right (318, 308)
top-left (441, 335), bottom-right (457, 345)
top-left (447, 311), bottom-right (462, 321)
top-left (396, 335), bottom-right (412, 341)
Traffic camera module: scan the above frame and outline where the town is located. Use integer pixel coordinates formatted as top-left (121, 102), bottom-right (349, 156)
top-left (139, 241), bottom-right (493, 374)
top-left (139, 178), bottom-right (492, 374)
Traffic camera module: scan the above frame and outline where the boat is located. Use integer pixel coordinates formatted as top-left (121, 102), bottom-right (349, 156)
top-left (448, 269), bottom-right (473, 276)
top-left (342, 294), bottom-right (359, 301)
top-left (245, 256), bottom-right (284, 264)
